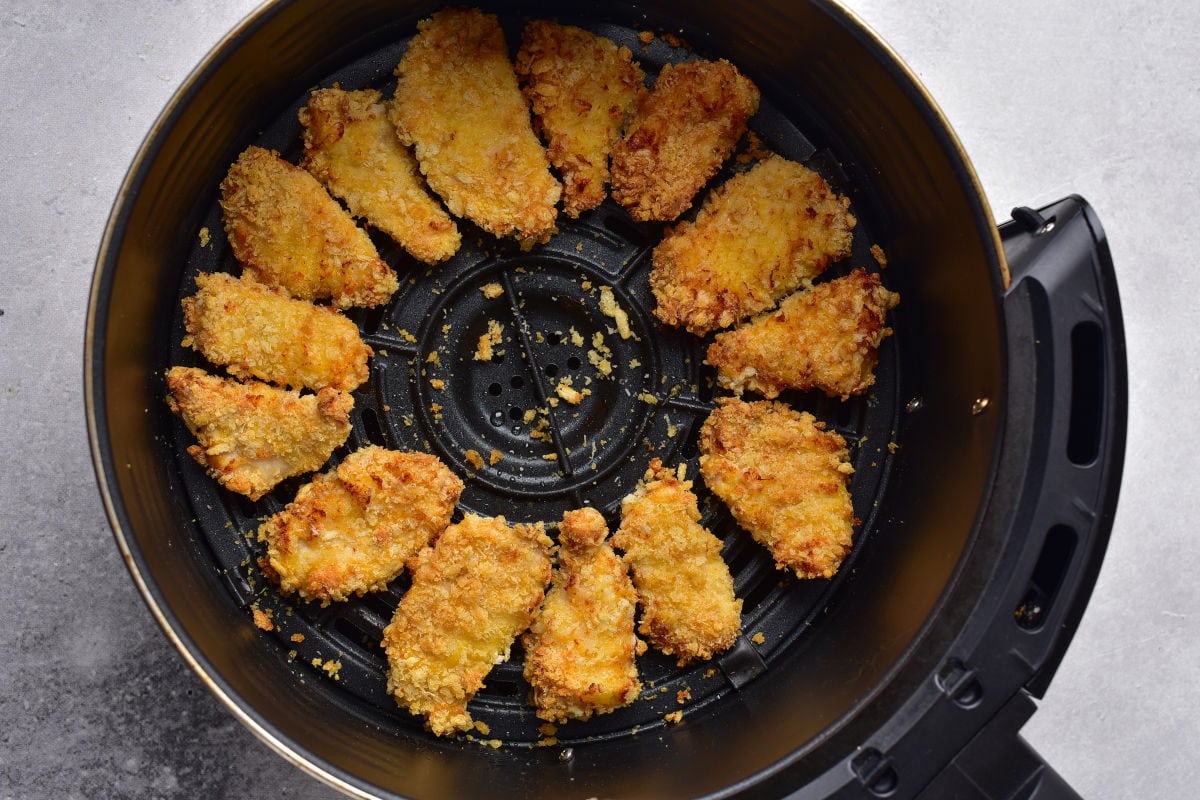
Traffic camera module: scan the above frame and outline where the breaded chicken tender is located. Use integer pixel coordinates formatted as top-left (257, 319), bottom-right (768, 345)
top-left (707, 268), bottom-right (899, 400)
top-left (611, 58), bottom-right (759, 221)
top-left (383, 514), bottom-right (553, 735)
top-left (612, 459), bottom-right (742, 665)
top-left (299, 87), bottom-right (461, 264)
top-left (651, 155), bottom-right (856, 335)
top-left (699, 399), bottom-right (855, 580)
top-left (516, 20), bottom-right (646, 218)
top-left (257, 446), bottom-right (463, 604)
top-left (523, 508), bottom-right (644, 723)
top-left (181, 271), bottom-right (371, 392)
top-left (219, 145), bottom-right (398, 308)
top-left (391, 8), bottom-right (561, 244)
top-left (165, 366), bottom-right (352, 501)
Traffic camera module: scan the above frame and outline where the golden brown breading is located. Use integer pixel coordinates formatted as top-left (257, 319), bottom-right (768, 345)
top-left (180, 271), bottom-right (371, 392)
top-left (650, 155), bottom-right (856, 335)
top-left (299, 87), bottom-right (461, 264)
top-left (257, 446), bottom-right (463, 604)
top-left (612, 459), bottom-right (742, 665)
top-left (219, 145), bottom-right (398, 308)
top-left (383, 514), bottom-right (553, 735)
top-left (516, 20), bottom-right (646, 218)
top-left (391, 8), bottom-right (561, 244)
top-left (707, 268), bottom-right (899, 400)
top-left (699, 399), bottom-right (855, 580)
top-left (165, 366), bottom-right (352, 501)
top-left (610, 58), bottom-right (759, 222)
top-left (522, 508), bottom-right (644, 723)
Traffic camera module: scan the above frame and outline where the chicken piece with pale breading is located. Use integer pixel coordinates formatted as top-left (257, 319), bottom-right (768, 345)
top-left (516, 20), bottom-right (646, 218)
top-left (650, 155), bottom-right (856, 335)
top-left (699, 399), bottom-right (856, 580)
top-left (257, 446), bottom-right (463, 604)
top-left (219, 145), bottom-right (398, 308)
top-left (523, 508), bottom-right (644, 723)
top-left (299, 86), bottom-right (461, 264)
top-left (707, 268), bottom-right (899, 400)
top-left (391, 8), bottom-right (561, 245)
top-left (181, 271), bottom-right (371, 392)
top-left (165, 366), bottom-right (352, 501)
top-left (610, 58), bottom-right (759, 222)
top-left (612, 459), bottom-right (742, 665)
top-left (383, 513), bottom-right (553, 735)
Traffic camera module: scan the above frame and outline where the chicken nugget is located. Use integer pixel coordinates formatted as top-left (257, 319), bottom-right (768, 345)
top-left (612, 459), bottom-right (742, 665)
top-left (707, 268), bottom-right (899, 400)
top-left (219, 145), bottom-right (398, 308)
top-left (257, 446), bottom-right (463, 604)
top-left (383, 514), bottom-right (553, 735)
top-left (611, 58), bottom-right (759, 222)
top-left (650, 155), bottom-right (856, 335)
top-left (516, 20), bottom-right (646, 218)
top-left (699, 399), bottom-right (855, 580)
top-left (523, 508), bottom-right (644, 723)
top-left (300, 87), bottom-right (461, 264)
top-left (181, 271), bottom-right (371, 392)
top-left (165, 366), bottom-right (352, 501)
top-left (391, 8), bottom-right (560, 244)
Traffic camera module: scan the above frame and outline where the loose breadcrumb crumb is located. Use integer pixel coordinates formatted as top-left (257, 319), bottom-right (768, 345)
top-left (198, 227), bottom-right (210, 247)
top-left (664, 710), bottom-right (683, 724)
top-left (751, 631), bottom-right (766, 645)
top-left (489, 450), bottom-right (504, 466)
top-left (252, 607), bottom-right (274, 631)
top-left (871, 243), bottom-right (888, 267)
top-left (598, 286), bottom-right (633, 339)
top-left (465, 449), bottom-right (485, 470)
top-left (481, 282), bottom-right (505, 299)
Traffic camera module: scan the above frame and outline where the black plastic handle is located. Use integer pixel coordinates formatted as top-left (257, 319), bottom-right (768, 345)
top-left (919, 195), bottom-right (1126, 799)
top-left (811, 196), bottom-right (1125, 800)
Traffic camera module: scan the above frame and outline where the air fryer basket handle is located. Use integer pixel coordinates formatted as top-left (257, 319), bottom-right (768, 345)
top-left (997, 194), bottom-right (1126, 697)
top-left (916, 195), bottom-right (1126, 800)
top-left (814, 196), bottom-right (1125, 800)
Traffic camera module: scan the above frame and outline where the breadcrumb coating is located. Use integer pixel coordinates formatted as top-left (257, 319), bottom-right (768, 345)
top-left (707, 268), bottom-right (899, 400)
top-left (699, 400), bottom-right (855, 580)
top-left (180, 271), bottom-right (371, 392)
top-left (611, 58), bottom-right (759, 222)
top-left (516, 20), bottom-right (646, 218)
top-left (383, 514), bottom-right (553, 735)
top-left (650, 155), bottom-right (856, 335)
top-left (523, 508), bottom-right (644, 723)
top-left (219, 145), bottom-right (398, 308)
top-left (257, 446), bottom-right (463, 604)
top-left (300, 86), bottom-right (461, 264)
top-left (391, 8), bottom-right (561, 244)
top-left (165, 366), bottom-right (352, 501)
top-left (613, 459), bottom-right (742, 665)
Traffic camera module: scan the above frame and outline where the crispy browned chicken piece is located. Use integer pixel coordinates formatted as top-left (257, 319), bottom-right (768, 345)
top-left (699, 399), bottom-right (855, 580)
top-left (257, 446), bottom-right (463, 604)
top-left (650, 155), bottom-right (856, 335)
top-left (610, 58), bottom-right (759, 222)
top-left (391, 8), bottom-right (561, 245)
top-left (219, 145), bottom-right (398, 308)
top-left (383, 514), bottom-right (553, 735)
top-left (165, 366), bottom-right (352, 501)
top-left (612, 459), bottom-right (742, 666)
top-left (181, 271), bottom-right (371, 392)
top-left (707, 268), bottom-right (899, 400)
top-left (523, 508), bottom-right (644, 723)
top-left (299, 86), bottom-right (461, 264)
top-left (516, 20), bottom-right (646, 218)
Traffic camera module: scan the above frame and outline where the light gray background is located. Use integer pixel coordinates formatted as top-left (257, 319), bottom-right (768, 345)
top-left (1, 1), bottom-right (1195, 798)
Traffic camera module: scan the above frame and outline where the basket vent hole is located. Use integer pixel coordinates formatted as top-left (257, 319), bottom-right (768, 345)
top-left (567, 356), bottom-right (582, 370)
top-left (544, 363), bottom-right (559, 377)
top-left (510, 375), bottom-right (524, 390)
top-left (509, 407), bottom-right (524, 421)
top-left (488, 382), bottom-right (503, 396)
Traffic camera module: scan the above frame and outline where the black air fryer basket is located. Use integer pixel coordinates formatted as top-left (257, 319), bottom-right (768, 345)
top-left (86, 1), bottom-right (1126, 798)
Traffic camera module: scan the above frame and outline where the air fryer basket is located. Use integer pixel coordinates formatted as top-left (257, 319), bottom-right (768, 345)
top-left (87, 1), bottom-right (1125, 798)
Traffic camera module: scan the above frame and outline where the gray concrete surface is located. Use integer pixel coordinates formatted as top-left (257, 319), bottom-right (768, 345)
top-left (1, 1), bottom-right (1196, 798)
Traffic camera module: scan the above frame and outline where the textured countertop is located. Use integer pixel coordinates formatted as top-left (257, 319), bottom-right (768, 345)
top-left (2, 1), bottom-right (1196, 797)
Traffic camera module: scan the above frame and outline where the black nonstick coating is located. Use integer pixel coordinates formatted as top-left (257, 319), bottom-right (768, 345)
top-left (93, 1), bottom-right (1012, 797)
top-left (167, 17), bottom-right (900, 747)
